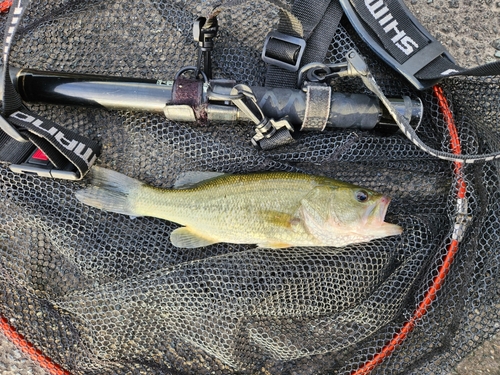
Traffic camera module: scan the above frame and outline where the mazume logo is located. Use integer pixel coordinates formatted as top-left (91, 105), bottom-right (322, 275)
top-left (10, 111), bottom-right (97, 167)
top-left (364, 0), bottom-right (419, 56)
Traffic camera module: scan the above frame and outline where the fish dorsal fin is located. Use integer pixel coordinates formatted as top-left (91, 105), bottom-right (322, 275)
top-left (173, 171), bottom-right (227, 189)
top-left (170, 227), bottom-right (219, 248)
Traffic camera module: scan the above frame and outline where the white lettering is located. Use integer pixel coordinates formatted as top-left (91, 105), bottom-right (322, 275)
top-left (383, 20), bottom-right (398, 34)
top-left (32, 119), bottom-right (44, 127)
top-left (74, 143), bottom-right (95, 165)
top-left (10, 111), bottom-right (95, 166)
top-left (364, 0), bottom-right (419, 56)
top-left (55, 131), bottom-right (78, 151)
top-left (365, 0), bottom-right (384, 14)
top-left (365, 0), bottom-right (390, 20)
top-left (11, 111), bottom-right (35, 123)
top-left (396, 36), bottom-right (419, 55)
top-left (373, 6), bottom-right (389, 19)
top-left (11, 111), bottom-right (56, 135)
top-left (378, 13), bottom-right (393, 26)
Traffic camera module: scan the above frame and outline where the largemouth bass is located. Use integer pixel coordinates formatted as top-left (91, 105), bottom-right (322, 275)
top-left (75, 167), bottom-right (402, 249)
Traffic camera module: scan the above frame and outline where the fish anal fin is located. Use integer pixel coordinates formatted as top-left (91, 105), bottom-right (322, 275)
top-left (257, 242), bottom-right (293, 249)
top-left (170, 227), bottom-right (219, 248)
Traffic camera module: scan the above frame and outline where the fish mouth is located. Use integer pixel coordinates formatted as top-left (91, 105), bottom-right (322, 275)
top-left (362, 196), bottom-right (403, 236)
top-left (363, 196), bottom-right (391, 225)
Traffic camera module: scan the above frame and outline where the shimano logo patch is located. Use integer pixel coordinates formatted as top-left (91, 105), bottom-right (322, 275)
top-left (364, 0), bottom-right (419, 56)
top-left (10, 111), bottom-right (97, 167)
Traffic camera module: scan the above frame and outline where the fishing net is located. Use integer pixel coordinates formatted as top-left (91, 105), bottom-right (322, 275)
top-left (1, 1), bottom-right (499, 374)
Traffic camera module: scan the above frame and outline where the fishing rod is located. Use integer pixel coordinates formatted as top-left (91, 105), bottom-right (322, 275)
top-left (9, 65), bottom-right (423, 150)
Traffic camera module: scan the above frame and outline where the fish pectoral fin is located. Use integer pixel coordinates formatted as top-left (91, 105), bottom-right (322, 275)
top-left (259, 210), bottom-right (300, 229)
top-left (170, 227), bottom-right (219, 248)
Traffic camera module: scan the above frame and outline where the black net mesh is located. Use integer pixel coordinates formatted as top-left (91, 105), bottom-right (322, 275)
top-left (1, 1), bottom-right (499, 374)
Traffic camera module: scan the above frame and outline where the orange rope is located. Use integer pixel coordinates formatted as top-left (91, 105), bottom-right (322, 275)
top-left (1, 316), bottom-right (71, 375)
top-left (0, 0), bottom-right (12, 13)
top-left (351, 85), bottom-right (466, 374)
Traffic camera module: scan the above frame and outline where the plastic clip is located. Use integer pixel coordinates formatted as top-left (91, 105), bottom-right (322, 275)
top-left (193, 15), bottom-right (219, 79)
top-left (9, 148), bottom-right (79, 180)
top-left (298, 50), bottom-right (368, 85)
top-left (262, 31), bottom-right (306, 72)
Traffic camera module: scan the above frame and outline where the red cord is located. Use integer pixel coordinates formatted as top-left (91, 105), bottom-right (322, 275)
top-left (351, 85), bottom-right (466, 375)
top-left (1, 316), bottom-right (71, 375)
top-left (0, 0), bottom-right (12, 13)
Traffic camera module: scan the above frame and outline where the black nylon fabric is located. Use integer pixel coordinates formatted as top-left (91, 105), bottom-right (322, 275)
top-left (0, 1), bottom-right (499, 375)
top-left (0, 130), bottom-right (34, 163)
top-left (265, 0), bottom-right (343, 88)
top-left (347, 0), bottom-right (500, 84)
top-left (1, 0), bottom-right (29, 115)
top-left (348, 0), bottom-right (428, 64)
top-left (5, 107), bottom-right (101, 176)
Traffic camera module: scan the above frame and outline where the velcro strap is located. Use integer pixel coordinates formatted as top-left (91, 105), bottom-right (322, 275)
top-left (300, 82), bottom-right (331, 131)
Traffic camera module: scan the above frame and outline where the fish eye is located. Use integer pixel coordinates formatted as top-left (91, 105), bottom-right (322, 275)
top-left (355, 190), bottom-right (369, 203)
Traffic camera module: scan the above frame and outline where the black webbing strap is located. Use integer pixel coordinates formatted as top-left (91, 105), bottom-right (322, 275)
top-left (0, 0), bottom-right (100, 179)
top-left (7, 107), bottom-right (99, 170)
top-left (264, 0), bottom-right (344, 88)
top-left (341, 0), bottom-right (500, 89)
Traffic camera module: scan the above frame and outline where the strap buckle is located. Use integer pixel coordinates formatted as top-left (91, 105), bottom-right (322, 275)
top-left (262, 31), bottom-right (306, 72)
top-left (9, 148), bottom-right (80, 180)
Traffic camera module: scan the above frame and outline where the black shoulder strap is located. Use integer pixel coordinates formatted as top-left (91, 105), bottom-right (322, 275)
top-left (340, 0), bottom-right (500, 89)
top-left (262, 0), bottom-right (500, 90)
top-left (262, 0), bottom-right (344, 88)
top-left (0, 0), bottom-right (100, 180)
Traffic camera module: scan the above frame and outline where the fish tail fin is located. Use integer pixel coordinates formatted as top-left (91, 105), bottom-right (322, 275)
top-left (75, 167), bottom-right (144, 217)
